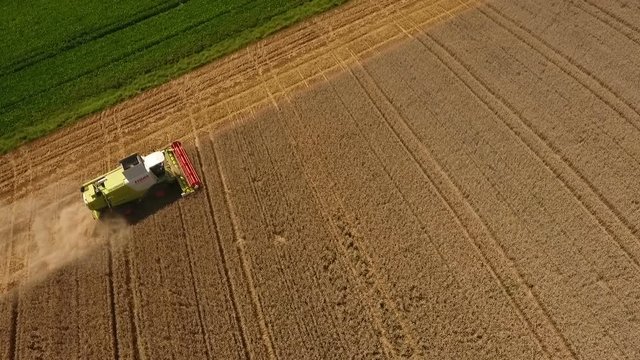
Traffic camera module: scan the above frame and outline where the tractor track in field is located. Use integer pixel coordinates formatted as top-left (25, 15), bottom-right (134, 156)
top-left (192, 142), bottom-right (252, 359)
top-left (273, 80), bottom-right (412, 357)
top-left (271, 95), bottom-right (417, 357)
top-left (3, 0), bottom-right (640, 358)
top-left (421, 5), bottom-right (640, 269)
top-left (344, 54), bottom-right (571, 358)
top-left (446, 5), bottom-right (640, 270)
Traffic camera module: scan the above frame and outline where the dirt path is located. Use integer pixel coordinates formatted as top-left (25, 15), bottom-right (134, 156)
top-left (2, 0), bottom-right (640, 358)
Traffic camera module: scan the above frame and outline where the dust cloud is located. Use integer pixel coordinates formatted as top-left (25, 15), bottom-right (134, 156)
top-left (0, 183), bottom-right (130, 293)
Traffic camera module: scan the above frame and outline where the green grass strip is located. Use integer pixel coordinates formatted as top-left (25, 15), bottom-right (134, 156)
top-left (0, 0), bottom-right (348, 154)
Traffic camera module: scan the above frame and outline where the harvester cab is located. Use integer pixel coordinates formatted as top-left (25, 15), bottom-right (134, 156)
top-left (81, 141), bottom-right (201, 220)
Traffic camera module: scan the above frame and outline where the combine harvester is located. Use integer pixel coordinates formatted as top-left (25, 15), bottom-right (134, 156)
top-left (80, 141), bottom-right (202, 219)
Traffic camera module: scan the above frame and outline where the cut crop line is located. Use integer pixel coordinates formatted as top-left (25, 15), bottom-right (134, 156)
top-left (279, 0), bottom-right (400, 46)
top-left (99, 112), bottom-right (112, 168)
top-left (248, 48), bottom-right (280, 111)
top-left (122, 94), bottom-right (183, 121)
top-left (3, 153), bottom-right (34, 291)
top-left (0, 167), bottom-right (13, 183)
top-left (260, 52), bottom-right (385, 356)
top-left (22, 158), bottom-right (35, 285)
top-left (268, 64), bottom-right (415, 356)
top-left (381, 0), bottom-right (430, 16)
top-left (482, 4), bottom-right (640, 153)
top-left (354, 51), bottom-right (581, 358)
top-left (327, 54), bottom-right (487, 352)
top-left (191, 59), bottom-right (348, 133)
top-left (75, 267), bottom-right (81, 359)
top-left (198, 84), bottom-right (269, 114)
top-left (119, 96), bottom-right (183, 130)
top-left (525, 176), bottom-right (640, 326)
top-left (150, 214), bottom-right (179, 359)
top-left (190, 63), bottom-right (257, 95)
top-left (124, 247), bottom-right (142, 360)
top-left (179, 0), bottom-right (435, 105)
top-left (580, 0), bottom-right (640, 37)
top-left (496, 5), bottom-right (640, 235)
top-left (573, 0), bottom-right (640, 47)
top-left (117, 87), bottom-right (180, 116)
top-left (328, 71), bottom-right (456, 358)
top-left (179, 77), bottom-right (201, 143)
top-left (2, 158), bottom-right (18, 292)
top-left (8, 294), bottom-right (18, 360)
top-left (232, 114), bottom-right (290, 357)
top-left (128, 89), bottom-right (273, 149)
top-left (210, 131), bottom-right (277, 360)
top-left (120, 110), bottom-right (144, 360)
top-left (252, 110), bottom-right (354, 355)
top-left (273, 98), bottom-right (401, 359)
top-left (417, 15), bottom-right (640, 267)
top-left (26, 125), bottom-right (105, 162)
top-left (115, 108), bottom-right (125, 158)
top-left (242, 105), bottom-right (339, 354)
top-left (27, 125), bottom-right (105, 160)
top-left (247, 127), bottom-right (317, 351)
top-left (176, 204), bottom-right (213, 360)
top-left (345, 50), bottom-right (561, 358)
top-left (122, 114), bottom-right (185, 143)
top-left (409, 22), bottom-right (639, 355)
top-left (194, 140), bottom-right (252, 360)
top-left (27, 125), bottom-right (103, 157)
top-left (253, 32), bottom-right (324, 71)
top-left (419, 17), bottom-right (640, 327)
top-left (179, 26), bottom-right (318, 91)
top-left (127, 116), bottom-right (192, 152)
top-left (28, 133), bottom-right (106, 172)
top-left (106, 242), bottom-right (121, 360)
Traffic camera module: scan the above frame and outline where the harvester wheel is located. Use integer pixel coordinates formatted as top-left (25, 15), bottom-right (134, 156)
top-left (154, 189), bottom-right (166, 198)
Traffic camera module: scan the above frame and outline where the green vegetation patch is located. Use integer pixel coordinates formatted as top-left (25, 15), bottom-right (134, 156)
top-left (0, 0), bottom-right (347, 154)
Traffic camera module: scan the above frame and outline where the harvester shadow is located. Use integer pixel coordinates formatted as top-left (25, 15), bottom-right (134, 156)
top-left (105, 182), bottom-right (183, 225)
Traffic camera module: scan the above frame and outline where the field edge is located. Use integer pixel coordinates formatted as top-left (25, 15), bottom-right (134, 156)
top-left (0, 0), bottom-right (348, 155)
